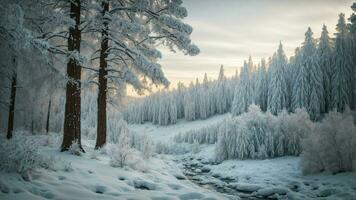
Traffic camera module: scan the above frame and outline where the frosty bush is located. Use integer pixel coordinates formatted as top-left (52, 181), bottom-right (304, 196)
top-left (301, 111), bottom-right (356, 174)
top-left (155, 141), bottom-right (191, 154)
top-left (0, 133), bottom-right (55, 175)
top-left (174, 123), bottom-right (220, 144)
top-left (107, 119), bottom-right (128, 144)
top-left (140, 134), bottom-right (155, 159)
top-left (191, 140), bottom-right (200, 154)
top-left (215, 105), bottom-right (312, 162)
top-left (107, 124), bottom-right (133, 168)
top-left (68, 141), bottom-right (83, 156)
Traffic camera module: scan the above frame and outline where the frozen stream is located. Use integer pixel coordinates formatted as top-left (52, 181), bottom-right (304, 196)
top-left (177, 157), bottom-right (272, 200)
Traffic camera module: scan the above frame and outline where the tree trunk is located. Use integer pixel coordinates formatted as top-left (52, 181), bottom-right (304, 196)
top-left (95, 1), bottom-right (109, 149)
top-left (61, 0), bottom-right (84, 152)
top-left (46, 98), bottom-right (51, 133)
top-left (6, 61), bottom-right (17, 139)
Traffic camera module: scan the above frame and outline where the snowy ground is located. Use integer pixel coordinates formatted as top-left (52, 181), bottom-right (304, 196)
top-left (130, 114), bottom-right (356, 200)
top-left (1, 114), bottom-right (356, 200)
top-left (0, 139), bottom-right (232, 200)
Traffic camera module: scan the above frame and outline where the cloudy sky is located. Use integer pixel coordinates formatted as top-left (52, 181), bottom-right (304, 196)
top-left (155, 0), bottom-right (354, 87)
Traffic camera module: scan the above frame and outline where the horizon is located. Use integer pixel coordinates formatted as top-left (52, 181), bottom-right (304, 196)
top-left (126, 0), bottom-right (354, 96)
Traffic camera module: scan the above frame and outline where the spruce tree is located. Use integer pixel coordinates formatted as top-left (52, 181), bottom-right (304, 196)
top-left (267, 42), bottom-right (289, 115)
top-left (309, 27), bottom-right (326, 120)
top-left (332, 14), bottom-right (353, 112)
top-left (350, 2), bottom-right (356, 109)
top-left (316, 25), bottom-right (333, 113)
top-left (232, 62), bottom-right (251, 115)
top-left (255, 59), bottom-right (268, 111)
top-left (292, 28), bottom-right (316, 112)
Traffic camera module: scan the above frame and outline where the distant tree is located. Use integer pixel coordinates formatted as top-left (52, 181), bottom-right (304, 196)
top-left (309, 27), bottom-right (326, 120)
top-left (349, 2), bottom-right (356, 109)
top-left (331, 14), bottom-right (353, 112)
top-left (293, 28), bottom-right (316, 113)
top-left (268, 42), bottom-right (289, 115)
top-left (315, 25), bottom-right (333, 114)
top-left (216, 65), bottom-right (229, 114)
top-left (184, 81), bottom-right (196, 121)
top-left (232, 62), bottom-right (251, 115)
top-left (254, 59), bottom-right (268, 111)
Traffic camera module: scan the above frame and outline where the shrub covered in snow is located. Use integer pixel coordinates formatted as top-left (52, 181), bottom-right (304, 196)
top-left (155, 141), bottom-right (191, 155)
top-left (215, 105), bottom-right (312, 161)
top-left (174, 123), bottom-right (220, 144)
top-left (108, 119), bottom-right (128, 144)
top-left (68, 141), bottom-right (83, 156)
top-left (107, 125), bottom-right (134, 168)
top-left (0, 133), bottom-right (55, 174)
top-left (301, 111), bottom-right (356, 174)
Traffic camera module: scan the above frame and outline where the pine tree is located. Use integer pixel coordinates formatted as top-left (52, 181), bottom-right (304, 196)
top-left (309, 27), bottom-right (325, 120)
top-left (316, 25), bottom-right (333, 113)
top-left (268, 42), bottom-right (289, 115)
top-left (293, 28), bottom-right (316, 112)
top-left (184, 81), bottom-right (196, 121)
top-left (62, 0), bottom-right (84, 152)
top-left (350, 2), bottom-right (356, 109)
top-left (332, 14), bottom-right (353, 112)
top-left (216, 65), bottom-right (228, 114)
top-left (93, 0), bottom-right (199, 147)
top-left (255, 59), bottom-right (268, 111)
top-left (232, 62), bottom-right (251, 115)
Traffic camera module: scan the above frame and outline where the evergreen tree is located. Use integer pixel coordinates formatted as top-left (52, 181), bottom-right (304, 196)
top-left (332, 14), bottom-right (353, 112)
top-left (255, 59), bottom-right (268, 111)
top-left (350, 2), bottom-right (356, 109)
top-left (293, 28), bottom-right (316, 112)
top-left (216, 65), bottom-right (228, 114)
top-left (309, 27), bottom-right (326, 120)
top-left (316, 25), bottom-right (333, 113)
top-left (232, 62), bottom-right (251, 115)
top-left (268, 42), bottom-right (289, 115)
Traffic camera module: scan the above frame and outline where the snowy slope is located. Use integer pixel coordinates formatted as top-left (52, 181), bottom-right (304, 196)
top-left (129, 113), bottom-right (230, 143)
top-left (0, 139), bottom-right (233, 200)
top-left (129, 114), bottom-right (356, 200)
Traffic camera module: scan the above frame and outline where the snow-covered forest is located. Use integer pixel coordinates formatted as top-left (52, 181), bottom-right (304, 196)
top-left (1, 0), bottom-right (356, 200)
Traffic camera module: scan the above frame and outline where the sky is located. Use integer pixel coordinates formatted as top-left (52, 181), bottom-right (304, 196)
top-left (128, 0), bottom-right (354, 95)
top-left (163, 0), bottom-right (354, 81)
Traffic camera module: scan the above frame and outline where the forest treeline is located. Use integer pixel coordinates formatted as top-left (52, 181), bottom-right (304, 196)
top-left (124, 10), bottom-right (356, 125)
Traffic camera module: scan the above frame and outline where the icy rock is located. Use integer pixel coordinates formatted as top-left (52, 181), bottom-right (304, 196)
top-left (201, 166), bottom-right (211, 173)
top-left (0, 180), bottom-right (10, 193)
top-left (178, 192), bottom-right (204, 200)
top-left (318, 188), bottom-right (338, 197)
top-left (174, 173), bottom-right (186, 180)
top-left (230, 183), bottom-right (262, 193)
top-left (254, 187), bottom-right (289, 197)
top-left (132, 179), bottom-right (157, 190)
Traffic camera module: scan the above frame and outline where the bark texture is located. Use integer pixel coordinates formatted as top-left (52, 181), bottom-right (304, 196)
top-left (62, 0), bottom-right (83, 151)
top-left (6, 59), bottom-right (17, 139)
top-left (95, 1), bottom-right (109, 149)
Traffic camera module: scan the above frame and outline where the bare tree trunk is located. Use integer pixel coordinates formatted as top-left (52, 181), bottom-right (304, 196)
top-left (95, 1), bottom-right (109, 149)
top-left (46, 98), bottom-right (51, 133)
top-left (61, 0), bottom-right (84, 152)
top-left (6, 59), bottom-right (17, 139)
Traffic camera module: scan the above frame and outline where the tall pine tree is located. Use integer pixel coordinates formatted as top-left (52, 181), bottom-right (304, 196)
top-left (293, 28), bottom-right (316, 112)
top-left (332, 14), bottom-right (353, 112)
top-left (309, 27), bottom-right (325, 120)
top-left (267, 42), bottom-right (288, 115)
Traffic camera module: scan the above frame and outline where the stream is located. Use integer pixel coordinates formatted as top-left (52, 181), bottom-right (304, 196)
top-left (176, 157), bottom-right (274, 200)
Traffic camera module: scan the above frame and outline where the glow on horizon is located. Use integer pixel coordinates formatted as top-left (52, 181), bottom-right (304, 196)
top-left (128, 0), bottom-right (354, 96)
